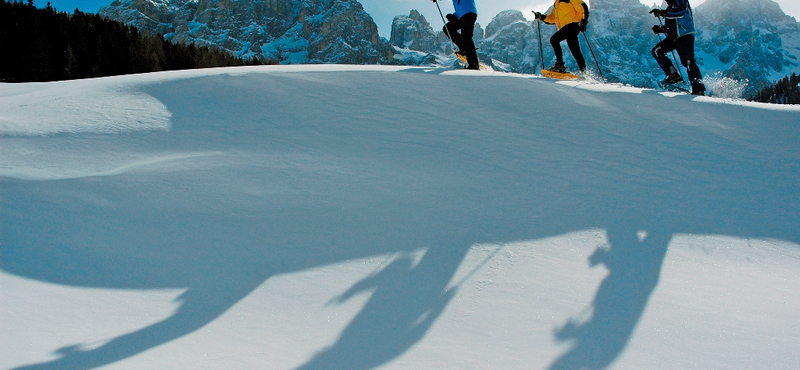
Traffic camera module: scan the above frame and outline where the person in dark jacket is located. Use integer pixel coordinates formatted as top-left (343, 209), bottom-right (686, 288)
top-left (434, 0), bottom-right (480, 70)
top-left (534, 0), bottom-right (589, 73)
top-left (650, 0), bottom-right (706, 95)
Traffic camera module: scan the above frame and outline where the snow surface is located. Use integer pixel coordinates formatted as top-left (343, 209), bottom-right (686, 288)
top-left (2, 65), bottom-right (800, 370)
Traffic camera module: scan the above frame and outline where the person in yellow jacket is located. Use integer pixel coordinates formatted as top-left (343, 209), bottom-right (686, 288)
top-left (534, 0), bottom-right (589, 73)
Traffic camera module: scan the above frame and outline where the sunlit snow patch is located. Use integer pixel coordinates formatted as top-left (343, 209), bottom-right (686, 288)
top-left (0, 78), bottom-right (171, 136)
top-left (0, 271), bottom-right (185, 369)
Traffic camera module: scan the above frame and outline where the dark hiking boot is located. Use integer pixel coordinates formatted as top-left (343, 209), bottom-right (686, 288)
top-left (691, 81), bottom-right (706, 96)
top-left (550, 61), bottom-right (567, 73)
top-left (466, 54), bottom-right (480, 70)
top-left (663, 72), bottom-right (683, 84)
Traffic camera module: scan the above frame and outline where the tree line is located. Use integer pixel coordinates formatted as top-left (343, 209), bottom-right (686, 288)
top-left (750, 73), bottom-right (800, 105)
top-left (1, 0), bottom-right (268, 82)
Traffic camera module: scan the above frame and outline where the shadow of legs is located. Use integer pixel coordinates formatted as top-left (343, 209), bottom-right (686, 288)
top-left (13, 283), bottom-right (260, 370)
top-left (549, 228), bottom-right (670, 370)
top-left (295, 245), bottom-right (468, 370)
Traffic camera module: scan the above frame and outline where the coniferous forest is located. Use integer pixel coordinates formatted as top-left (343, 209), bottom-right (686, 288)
top-left (1, 0), bottom-right (266, 83)
top-left (750, 73), bottom-right (800, 105)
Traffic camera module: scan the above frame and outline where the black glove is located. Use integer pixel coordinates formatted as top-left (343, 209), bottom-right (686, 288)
top-left (579, 19), bottom-right (588, 32)
top-left (446, 13), bottom-right (458, 23)
top-left (652, 25), bottom-right (664, 34)
top-left (533, 12), bottom-right (546, 21)
top-left (649, 9), bottom-right (667, 17)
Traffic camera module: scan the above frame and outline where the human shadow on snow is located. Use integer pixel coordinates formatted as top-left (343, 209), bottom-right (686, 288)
top-left (2, 71), bottom-right (799, 370)
top-left (548, 227), bottom-right (670, 370)
top-left (295, 247), bottom-right (463, 370)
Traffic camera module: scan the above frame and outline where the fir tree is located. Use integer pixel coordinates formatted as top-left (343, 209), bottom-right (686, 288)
top-left (0, 0), bottom-right (266, 83)
top-left (750, 73), bottom-right (800, 105)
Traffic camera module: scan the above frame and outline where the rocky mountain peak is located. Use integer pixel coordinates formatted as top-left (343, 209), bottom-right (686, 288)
top-left (484, 9), bottom-right (527, 38)
top-left (390, 9), bottom-right (438, 53)
top-left (100, 0), bottom-right (393, 64)
top-left (695, 0), bottom-right (800, 86)
top-left (698, 0), bottom-right (795, 24)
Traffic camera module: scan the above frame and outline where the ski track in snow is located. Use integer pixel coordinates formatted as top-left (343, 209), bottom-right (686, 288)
top-left (1, 65), bottom-right (799, 370)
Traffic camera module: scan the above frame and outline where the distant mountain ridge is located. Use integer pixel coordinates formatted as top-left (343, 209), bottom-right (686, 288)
top-left (389, 0), bottom-right (800, 93)
top-left (694, 0), bottom-right (800, 85)
top-left (100, 0), bottom-right (393, 64)
top-left (99, 0), bottom-right (800, 92)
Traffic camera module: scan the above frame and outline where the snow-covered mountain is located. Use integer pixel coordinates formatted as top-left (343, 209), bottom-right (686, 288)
top-left (99, 0), bottom-right (800, 91)
top-left (2, 65), bottom-right (800, 370)
top-left (390, 9), bottom-right (439, 54)
top-left (575, 0), bottom-right (664, 85)
top-left (389, 0), bottom-right (800, 92)
top-left (387, 0), bottom-right (667, 84)
top-left (694, 0), bottom-right (800, 86)
top-left (477, 9), bottom-right (541, 74)
top-left (99, 0), bottom-right (393, 64)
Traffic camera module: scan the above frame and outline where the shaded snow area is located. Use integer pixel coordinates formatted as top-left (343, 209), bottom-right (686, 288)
top-left (2, 65), bottom-right (800, 370)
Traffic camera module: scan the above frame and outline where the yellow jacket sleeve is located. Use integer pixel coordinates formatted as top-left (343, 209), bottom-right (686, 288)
top-left (544, 0), bottom-right (586, 29)
top-left (544, 11), bottom-right (556, 25)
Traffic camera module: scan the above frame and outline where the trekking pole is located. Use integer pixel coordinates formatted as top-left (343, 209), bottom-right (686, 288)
top-left (581, 30), bottom-right (604, 79)
top-left (536, 19), bottom-right (545, 73)
top-left (656, 15), bottom-right (689, 88)
top-left (434, 0), bottom-right (458, 55)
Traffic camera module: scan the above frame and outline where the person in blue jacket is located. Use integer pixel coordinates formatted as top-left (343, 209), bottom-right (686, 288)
top-left (650, 0), bottom-right (706, 95)
top-left (434, 0), bottom-right (480, 70)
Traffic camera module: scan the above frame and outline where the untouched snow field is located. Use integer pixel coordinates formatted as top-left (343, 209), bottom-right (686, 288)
top-left (2, 65), bottom-right (800, 370)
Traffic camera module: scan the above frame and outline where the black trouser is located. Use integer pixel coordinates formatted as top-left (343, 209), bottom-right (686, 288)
top-left (443, 12), bottom-right (479, 68)
top-left (651, 34), bottom-right (704, 91)
top-left (550, 22), bottom-right (586, 72)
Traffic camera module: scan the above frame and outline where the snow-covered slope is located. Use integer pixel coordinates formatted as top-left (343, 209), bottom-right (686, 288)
top-left (1, 66), bottom-right (800, 370)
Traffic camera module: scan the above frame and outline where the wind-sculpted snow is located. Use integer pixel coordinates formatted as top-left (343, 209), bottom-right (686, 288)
top-left (0, 77), bottom-right (171, 136)
top-left (1, 66), bottom-right (799, 370)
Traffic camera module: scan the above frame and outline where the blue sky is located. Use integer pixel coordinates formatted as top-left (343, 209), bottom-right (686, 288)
top-left (35, 0), bottom-right (800, 38)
